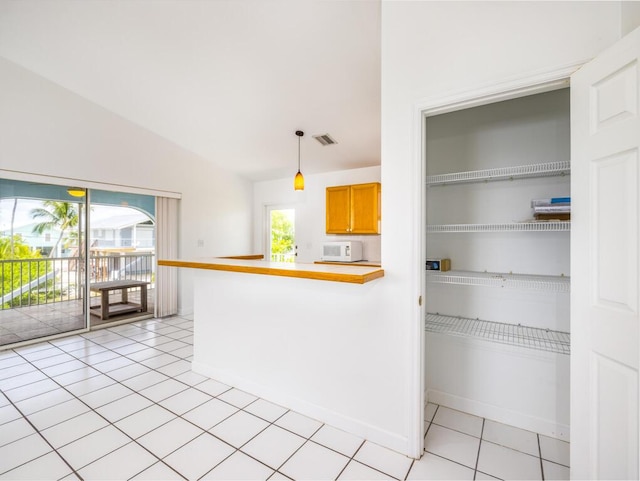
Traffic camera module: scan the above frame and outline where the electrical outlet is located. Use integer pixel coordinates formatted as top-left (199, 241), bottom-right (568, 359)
top-left (197, 239), bottom-right (204, 247)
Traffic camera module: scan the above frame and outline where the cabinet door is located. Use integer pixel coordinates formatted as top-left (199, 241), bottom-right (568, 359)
top-left (571, 26), bottom-right (640, 480)
top-left (350, 183), bottom-right (380, 234)
top-left (326, 185), bottom-right (351, 233)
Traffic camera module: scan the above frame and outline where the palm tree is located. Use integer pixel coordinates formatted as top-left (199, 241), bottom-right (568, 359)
top-left (31, 201), bottom-right (79, 258)
top-left (9, 198), bottom-right (17, 259)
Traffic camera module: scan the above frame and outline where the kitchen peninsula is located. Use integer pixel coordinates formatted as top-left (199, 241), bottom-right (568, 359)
top-left (157, 257), bottom-right (400, 451)
top-left (159, 256), bottom-right (384, 284)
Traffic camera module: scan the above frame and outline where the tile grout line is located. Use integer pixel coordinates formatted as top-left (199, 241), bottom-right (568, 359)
top-left (73, 322), bottom-right (197, 477)
top-left (51, 320), bottom-right (216, 476)
top-left (76, 325), bottom-right (373, 477)
top-left (270, 423), bottom-right (326, 477)
top-left (58, 342), bottom-right (245, 472)
top-left (195, 402), bottom-right (293, 480)
top-left (333, 439), bottom-right (367, 480)
top-left (429, 419), bottom-right (488, 439)
top-left (6, 322), bottom-right (195, 479)
top-left (403, 459), bottom-right (416, 481)
top-left (473, 417), bottom-right (485, 480)
top-left (231, 413), bottom-right (395, 481)
top-left (0, 309), bottom-right (177, 352)
top-left (430, 413), bottom-right (548, 462)
top-left (423, 404), bottom-right (439, 442)
top-left (424, 450), bottom-right (482, 474)
top-left (199, 396), bottom-right (365, 479)
top-left (5, 331), bottom-right (189, 419)
top-left (237, 408), bottom-right (311, 476)
top-left (2, 354), bottom-right (86, 481)
top-left (424, 405), bottom-right (498, 475)
top-left (538, 433), bottom-right (545, 481)
top-left (340, 439), bottom-right (406, 481)
top-left (55, 318), bottom-right (303, 479)
top-left (0, 396), bottom-right (81, 479)
top-left (5, 316), bottom-right (416, 481)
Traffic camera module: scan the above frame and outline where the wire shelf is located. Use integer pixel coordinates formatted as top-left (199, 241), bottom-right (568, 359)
top-left (426, 222), bottom-right (570, 233)
top-left (425, 313), bottom-right (570, 355)
top-left (426, 161), bottom-right (571, 186)
top-left (427, 270), bottom-right (570, 292)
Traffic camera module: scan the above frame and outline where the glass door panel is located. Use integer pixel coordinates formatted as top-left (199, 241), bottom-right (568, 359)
top-left (88, 189), bottom-right (155, 327)
top-left (0, 179), bottom-right (87, 345)
top-left (267, 206), bottom-right (296, 262)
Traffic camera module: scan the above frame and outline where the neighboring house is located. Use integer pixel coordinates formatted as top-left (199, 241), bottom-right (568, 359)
top-left (0, 207), bottom-right (154, 255)
top-left (0, 222), bottom-right (59, 256)
top-left (90, 214), bottom-right (154, 250)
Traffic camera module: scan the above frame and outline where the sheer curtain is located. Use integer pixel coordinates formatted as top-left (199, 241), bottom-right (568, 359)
top-left (156, 196), bottom-right (179, 317)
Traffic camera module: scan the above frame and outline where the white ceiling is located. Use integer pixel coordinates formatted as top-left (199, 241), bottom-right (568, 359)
top-left (0, 0), bottom-right (381, 181)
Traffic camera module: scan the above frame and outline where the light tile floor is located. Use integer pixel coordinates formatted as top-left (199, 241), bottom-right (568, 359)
top-left (0, 290), bottom-right (155, 347)
top-left (0, 315), bottom-right (570, 480)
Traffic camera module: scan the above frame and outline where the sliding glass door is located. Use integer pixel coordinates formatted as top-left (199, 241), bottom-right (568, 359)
top-left (1, 180), bottom-right (156, 346)
top-left (88, 190), bottom-right (155, 328)
top-left (0, 178), bottom-right (87, 346)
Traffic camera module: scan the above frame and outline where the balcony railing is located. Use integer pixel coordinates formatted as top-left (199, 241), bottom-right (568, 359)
top-left (1, 253), bottom-right (155, 310)
top-left (270, 253), bottom-right (295, 263)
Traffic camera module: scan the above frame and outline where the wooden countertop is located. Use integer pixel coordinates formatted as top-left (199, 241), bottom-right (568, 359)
top-left (158, 257), bottom-right (384, 284)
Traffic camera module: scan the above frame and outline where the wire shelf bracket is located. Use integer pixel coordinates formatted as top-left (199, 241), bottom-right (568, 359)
top-left (425, 313), bottom-right (570, 355)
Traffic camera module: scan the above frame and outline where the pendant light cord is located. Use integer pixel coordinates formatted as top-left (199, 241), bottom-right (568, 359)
top-left (298, 135), bottom-right (301, 172)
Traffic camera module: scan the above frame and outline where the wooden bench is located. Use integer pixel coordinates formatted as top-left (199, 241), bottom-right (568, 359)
top-left (89, 280), bottom-right (149, 320)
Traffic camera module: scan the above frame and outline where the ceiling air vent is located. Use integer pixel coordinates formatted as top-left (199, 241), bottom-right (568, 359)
top-left (313, 133), bottom-right (337, 146)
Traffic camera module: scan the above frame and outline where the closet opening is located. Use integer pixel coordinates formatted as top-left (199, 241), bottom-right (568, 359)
top-left (421, 86), bottom-right (571, 447)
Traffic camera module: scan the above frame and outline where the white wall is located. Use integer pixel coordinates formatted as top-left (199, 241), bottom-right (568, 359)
top-left (253, 166), bottom-right (381, 263)
top-left (191, 269), bottom-right (401, 452)
top-left (381, 0), bottom-right (624, 454)
top-left (0, 57), bottom-right (253, 314)
top-left (622, 2), bottom-right (640, 35)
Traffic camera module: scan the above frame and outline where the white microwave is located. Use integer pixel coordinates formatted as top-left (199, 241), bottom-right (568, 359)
top-left (321, 241), bottom-right (363, 262)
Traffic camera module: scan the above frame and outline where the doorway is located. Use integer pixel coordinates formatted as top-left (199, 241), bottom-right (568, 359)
top-left (0, 178), bottom-right (88, 345)
top-left (87, 189), bottom-right (156, 328)
top-left (266, 205), bottom-right (296, 262)
top-left (414, 69), bottom-right (576, 457)
top-left (0, 179), bottom-right (157, 347)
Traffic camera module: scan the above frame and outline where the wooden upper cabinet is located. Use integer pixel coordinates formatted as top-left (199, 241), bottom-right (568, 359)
top-left (326, 185), bottom-right (351, 233)
top-left (326, 182), bottom-right (381, 234)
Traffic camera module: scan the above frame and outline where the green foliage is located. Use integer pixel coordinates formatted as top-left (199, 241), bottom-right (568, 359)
top-left (270, 210), bottom-right (294, 255)
top-left (0, 235), bottom-right (53, 308)
top-left (31, 201), bottom-right (79, 258)
top-left (0, 235), bottom-right (39, 260)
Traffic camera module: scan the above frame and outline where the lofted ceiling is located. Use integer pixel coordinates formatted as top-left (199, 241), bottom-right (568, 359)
top-left (0, 0), bottom-right (381, 181)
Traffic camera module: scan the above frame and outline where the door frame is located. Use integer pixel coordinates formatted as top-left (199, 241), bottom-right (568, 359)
top-left (409, 63), bottom-right (582, 457)
top-left (263, 203), bottom-right (297, 261)
top-left (0, 168), bottom-right (177, 349)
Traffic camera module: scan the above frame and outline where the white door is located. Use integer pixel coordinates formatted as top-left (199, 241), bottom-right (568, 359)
top-left (265, 205), bottom-right (296, 262)
top-left (571, 27), bottom-right (640, 479)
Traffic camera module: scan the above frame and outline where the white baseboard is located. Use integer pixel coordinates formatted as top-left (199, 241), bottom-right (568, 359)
top-left (177, 306), bottom-right (194, 317)
top-left (192, 361), bottom-right (411, 457)
top-left (427, 389), bottom-right (570, 442)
